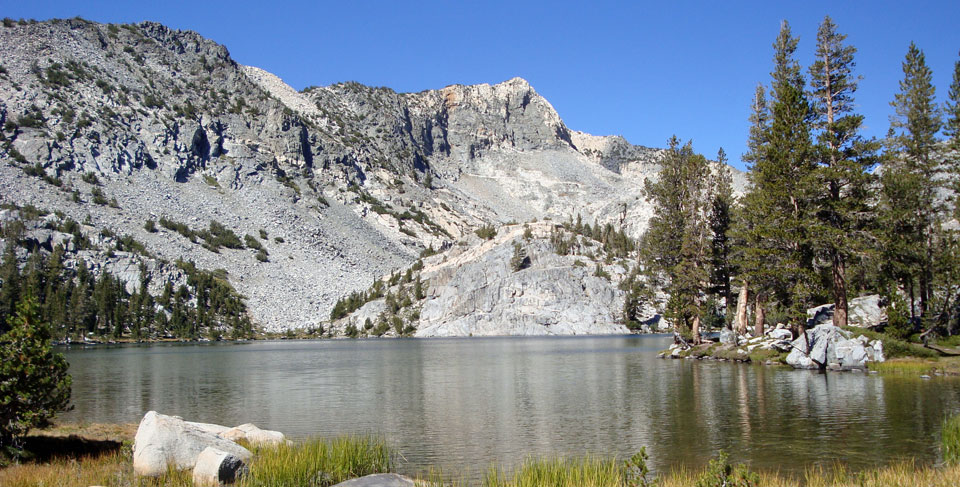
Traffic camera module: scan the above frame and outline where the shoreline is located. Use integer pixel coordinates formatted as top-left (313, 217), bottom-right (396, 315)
top-left (3, 421), bottom-right (958, 487)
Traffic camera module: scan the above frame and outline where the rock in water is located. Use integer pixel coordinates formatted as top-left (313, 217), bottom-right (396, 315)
top-left (331, 473), bottom-right (416, 487)
top-left (192, 447), bottom-right (248, 486)
top-left (133, 411), bottom-right (252, 477)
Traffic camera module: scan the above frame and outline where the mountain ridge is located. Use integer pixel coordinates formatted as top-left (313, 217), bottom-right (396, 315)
top-left (0, 18), bottom-right (743, 334)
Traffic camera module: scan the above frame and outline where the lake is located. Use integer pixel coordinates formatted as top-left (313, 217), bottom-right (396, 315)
top-left (61, 335), bottom-right (960, 480)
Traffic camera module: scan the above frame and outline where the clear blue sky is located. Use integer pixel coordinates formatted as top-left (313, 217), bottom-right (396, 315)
top-left (3, 1), bottom-right (960, 170)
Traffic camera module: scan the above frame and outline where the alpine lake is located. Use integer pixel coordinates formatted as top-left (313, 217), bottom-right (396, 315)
top-left (61, 334), bottom-right (960, 481)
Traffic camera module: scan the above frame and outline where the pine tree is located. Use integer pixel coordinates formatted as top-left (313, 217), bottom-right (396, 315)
top-left (807, 16), bottom-right (879, 328)
top-left (641, 137), bottom-right (714, 343)
top-left (0, 295), bottom-right (72, 456)
top-left (0, 242), bottom-right (21, 333)
top-left (945, 51), bottom-right (960, 149)
top-left (881, 42), bottom-right (942, 324)
top-left (737, 21), bottom-right (818, 337)
top-left (732, 84), bottom-right (769, 335)
top-left (709, 148), bottom-right (734, 321)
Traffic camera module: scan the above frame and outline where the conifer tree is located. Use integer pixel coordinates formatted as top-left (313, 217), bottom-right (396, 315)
top-left (946, 51), bottom-right (960, 150)
top-left (732, 84), bottom-right (769, 335)
top-left (0, 242), bottom-right (21, 333)
top-left (709, 148), bottom-right (734, 317)
top-left (807, 16), bottom-right (879, 328)
top-left (881, 42), bottom-right (942, 323)
top-left (641, 137), bottom-right (714, 343)
top-left (737, 21), bottom-right (818, 336)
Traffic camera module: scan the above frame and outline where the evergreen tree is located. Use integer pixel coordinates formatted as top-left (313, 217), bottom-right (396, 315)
top-left (709, 148), bottom-right (734, 317)
top-left (641, 137), bottom-right (714, 343)
top-left (807, 16), bottom-right (879, 328)
top-left (0, 242), bottom-right (21, 333)
top-left (946, 51), bottom-right (960, 149)
top-left (731, 84), bottom-right (769, 335)
top-left (881, 42), bottom-right (942, 324)
top-left (737, 21), bottom-right (818, 336)
top-left (0, 295), bottom-right (72, 457)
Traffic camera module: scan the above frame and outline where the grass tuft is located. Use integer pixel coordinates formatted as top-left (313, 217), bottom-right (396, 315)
top-left (482, 456), bottom-right (628, 487)
top-left (943, 414), bottom-right (960, 465)
top-left (240, 435), bottom-right (391, 487)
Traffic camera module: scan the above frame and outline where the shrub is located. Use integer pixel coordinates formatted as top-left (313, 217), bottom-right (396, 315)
top-left (475, 225), bottom-right (497, 240)
top-left (345, 323), bottom-right (359, 338)
top-left (244, 234), bottom-right (264, 251)
top-left (144, 219), bottom-right (157, 233)
top-left (510, 243), bottom-right (531, 271)
top-left (0, 297), bottom-right (72, 460)
top-left (90, 187), bottom-right (108, 205)
top-left (82, 172), bottom-right (100, 185)
top-left (694, 450), bottom-right (759, 487)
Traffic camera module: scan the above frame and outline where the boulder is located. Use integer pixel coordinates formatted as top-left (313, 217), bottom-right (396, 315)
top-left (331, 473), bottom-right (416, 487)
top-left (767, 328), bottom-right (792, 341)
top-left (785, 325), bottom-right (885, 370)
top-left (221, 423), bottom-right (286, 446)
top-left (192, 447), bottom-right (248, 486)
top-left (719, 327), bottom-right (737, 345)
top-left (133, 411), bottom-right (252, 477)
top-left (806, 294), bottom-right (885, 328)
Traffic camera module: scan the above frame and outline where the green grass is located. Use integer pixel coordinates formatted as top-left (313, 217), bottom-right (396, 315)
top-left (842, 327), bottom-right (938, 359)
top-left (482, 456), bottom-right (629, 487)
top-left (240, 436), bottom-right (391, 487)
top-left (866, 356), bottom-right (960, 376)
top-left (943, 414), bottom-right (960, 465)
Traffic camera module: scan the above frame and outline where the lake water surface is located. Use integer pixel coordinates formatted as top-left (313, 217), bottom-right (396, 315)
top-left (62, 335), bottom-right (960, 479)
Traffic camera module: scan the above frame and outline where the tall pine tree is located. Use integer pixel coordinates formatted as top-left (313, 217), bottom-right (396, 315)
top-left (641, 137), bottom-right (715, 344)
top-left (881, 42), bottom-right (942, 324)
top-left (807, 16), bottom-right (878, 328)
top-left (737, 21), bottom-right (818, 337)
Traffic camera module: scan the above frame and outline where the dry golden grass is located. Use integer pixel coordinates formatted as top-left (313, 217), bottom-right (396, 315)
top-left (32, 421), bottom-right (138, 442)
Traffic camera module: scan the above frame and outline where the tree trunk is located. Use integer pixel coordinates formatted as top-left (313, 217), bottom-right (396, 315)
top-left (754, 295), bottom-right (765, 337)
top-left (735, 283), bottom-right (749, 335)
top-left (831, 251), bottom-right (848, 328)
top-left (692, 314), bottom-right (701, 345)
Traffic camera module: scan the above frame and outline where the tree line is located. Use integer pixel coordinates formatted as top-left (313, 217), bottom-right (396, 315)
top-left (0, 221), bottom-right (255, 341)
top-left (640, 17), bottom-right (960, 345)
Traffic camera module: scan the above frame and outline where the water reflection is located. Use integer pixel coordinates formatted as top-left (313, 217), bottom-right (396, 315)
top-left (62, 336), bottom-right (960, 479)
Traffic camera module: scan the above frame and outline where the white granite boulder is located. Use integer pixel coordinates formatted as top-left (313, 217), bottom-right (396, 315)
top-left (192, 446), bottom-right (248, 486)
top-left (221, 423), bottom-right (287, 446)
top-left (133, 411), bottom-right (252, 477)
top-left (786, 325), bottom-right (885, 370)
